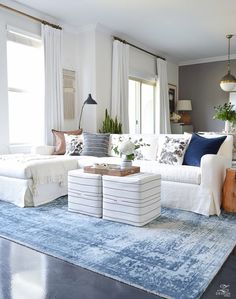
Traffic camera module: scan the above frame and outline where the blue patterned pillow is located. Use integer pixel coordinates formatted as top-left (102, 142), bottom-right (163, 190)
top-left (183, 133), bottom-right (227, 167)
top-left (81, 133), bottom-right (110, 157)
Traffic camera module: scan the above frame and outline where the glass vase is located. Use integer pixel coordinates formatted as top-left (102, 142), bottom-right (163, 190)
top-left (224, 120), bottom-right (232, 133)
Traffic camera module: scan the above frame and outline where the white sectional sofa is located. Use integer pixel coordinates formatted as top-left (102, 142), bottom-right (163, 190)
top-left (0, 133), bottom-right (233, 216)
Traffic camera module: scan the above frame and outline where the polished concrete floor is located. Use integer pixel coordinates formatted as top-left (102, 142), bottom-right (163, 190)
top-left (0, 237), bottom-right (235, 299)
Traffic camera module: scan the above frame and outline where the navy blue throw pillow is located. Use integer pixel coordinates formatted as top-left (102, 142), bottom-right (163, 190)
top-left (183, 134), bottom-right (227, 167)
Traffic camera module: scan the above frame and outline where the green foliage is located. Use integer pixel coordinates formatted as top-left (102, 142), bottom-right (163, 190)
top-left (125, 153), bottom-right (135, 161)
top-left (99, 109), bottom-right (122, 134)
top-left (213, 102), bottom-right (236, 122)
top-left (113, 145), bottom-right (120, 156)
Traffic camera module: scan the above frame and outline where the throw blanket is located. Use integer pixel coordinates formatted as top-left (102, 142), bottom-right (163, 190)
top-left (0, 154), bottom-right (79, 195)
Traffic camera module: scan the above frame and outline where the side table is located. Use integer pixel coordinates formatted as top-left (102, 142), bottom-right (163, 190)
top-left (222, 168), bottom-right (236, 212)
top-left (171, 123), bottom-right (193, 134)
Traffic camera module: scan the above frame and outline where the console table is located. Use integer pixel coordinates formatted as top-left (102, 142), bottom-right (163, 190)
top-left (171, 123), bottom-right (193, 134)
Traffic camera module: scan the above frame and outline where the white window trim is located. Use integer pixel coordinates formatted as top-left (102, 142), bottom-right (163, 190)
top-left (7, 25), bottom-right (41, 41)
top-left (129, 76), bottom-right (156, 86)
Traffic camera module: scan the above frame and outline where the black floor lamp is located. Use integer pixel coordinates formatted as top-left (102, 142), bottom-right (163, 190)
top-left (78, 94), bottom-right (97, 129)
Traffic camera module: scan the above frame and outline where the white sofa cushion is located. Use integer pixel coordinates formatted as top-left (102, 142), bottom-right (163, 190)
top-left (95, 157), bottom-right (201, 185)
top-left (133, 160), bottom-right (201, 185)
top-left (0, 154), bottom-right (81, 179)
top-left (77, 156), bottom-right (101, 168)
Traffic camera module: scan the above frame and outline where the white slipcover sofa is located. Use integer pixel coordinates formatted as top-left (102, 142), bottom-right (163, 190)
top-left (0, 133), bottom-right (233, 216)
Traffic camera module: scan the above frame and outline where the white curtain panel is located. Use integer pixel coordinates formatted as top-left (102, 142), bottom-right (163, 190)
top-left (42, 25), bottom-right (63, 145)
top-left (155, 58), bottom-right (171, 134)
top-left (111, 40), bottom-right (129, 133)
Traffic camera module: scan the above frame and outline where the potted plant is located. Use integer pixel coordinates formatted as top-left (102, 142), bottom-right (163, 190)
top-left (213, 102), bottom-right (236, 133)
top-left (99, 109), bottom-right (122, 134)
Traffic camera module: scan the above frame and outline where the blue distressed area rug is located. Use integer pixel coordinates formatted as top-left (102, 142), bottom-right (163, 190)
top-left (0, 197), bottom-right (236, 299)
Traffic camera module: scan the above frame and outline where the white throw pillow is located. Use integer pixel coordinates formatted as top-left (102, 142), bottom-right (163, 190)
top-left (109, 134), bottom-right (158, 160)
top-left (65, 134), bottom-right (83, 156)
top-left (157, 136), bottom-right (190, 165)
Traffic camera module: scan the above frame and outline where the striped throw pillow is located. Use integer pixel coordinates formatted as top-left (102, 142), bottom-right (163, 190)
top-left (81, 133), bottom-right (110, 157)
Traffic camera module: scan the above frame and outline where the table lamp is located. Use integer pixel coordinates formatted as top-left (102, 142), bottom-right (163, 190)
top-left (176, 100), bottom-right (192, 124)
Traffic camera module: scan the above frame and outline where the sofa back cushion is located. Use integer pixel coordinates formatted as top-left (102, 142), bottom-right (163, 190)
top-left (109, 134), bottom-right (159, 160)
top-left (199, 134), bottom-right (233, 161)
top-left (110, 133), bottom-right (233, 163)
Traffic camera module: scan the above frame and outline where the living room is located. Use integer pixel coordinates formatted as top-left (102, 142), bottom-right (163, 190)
top-left (0, 1), bottom-right (236, 299)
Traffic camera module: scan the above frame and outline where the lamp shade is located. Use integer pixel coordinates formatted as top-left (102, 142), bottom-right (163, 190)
top-left (176, 100), bottom-right (192, 111)
top-left (84, 93), bottom-right (97, 105)
top-left (220, 72), bottom-right (236, 92)
top-left (220, 35), bottom-right (236, 92)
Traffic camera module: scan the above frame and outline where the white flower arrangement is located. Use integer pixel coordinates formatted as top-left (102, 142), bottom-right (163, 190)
top-left (119, 140), bottom-right (136, 156)
top-left (112, 137), bottom-right (150, 161)
top-left (170, 112), bottom-right (181, 122)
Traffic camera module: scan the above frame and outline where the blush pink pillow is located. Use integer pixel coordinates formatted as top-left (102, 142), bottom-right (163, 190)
top-left (52, 129), bottom-right (83, 155)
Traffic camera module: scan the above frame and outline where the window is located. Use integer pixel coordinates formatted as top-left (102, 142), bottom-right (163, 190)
top-left (7, 28), bottom-right (44, 145)
top-left (128, 78), bottom-right (156, 134)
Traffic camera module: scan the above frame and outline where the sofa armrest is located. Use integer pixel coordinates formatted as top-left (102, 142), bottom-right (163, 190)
top-left (31, 145), bottom-right (55, 155)
top-left (0, 144), bottom-right (10, 155)
top-left (200, 154), bottom-right (230, 215)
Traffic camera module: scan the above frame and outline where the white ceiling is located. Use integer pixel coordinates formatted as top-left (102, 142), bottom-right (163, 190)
top-left (14, 0), bottom-right (236, 63)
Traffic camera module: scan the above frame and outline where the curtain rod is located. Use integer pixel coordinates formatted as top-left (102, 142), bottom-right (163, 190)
top-left (113, 36), bottom-right (165, 61)
top-left (0, 3), bottom-right (62, 30)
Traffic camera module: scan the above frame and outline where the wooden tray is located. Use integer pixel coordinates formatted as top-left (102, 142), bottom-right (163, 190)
top-left (84, 165), bottom-right (140, 177)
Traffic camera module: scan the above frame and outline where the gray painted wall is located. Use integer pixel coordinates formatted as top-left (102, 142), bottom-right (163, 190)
top-left (179, 60), bottom-right (236, 132)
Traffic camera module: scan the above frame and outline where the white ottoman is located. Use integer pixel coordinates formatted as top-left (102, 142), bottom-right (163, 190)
top-left (102, 173), bottom-right (161, 226)
top-left (68, 169), bottom-right (102, 217)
